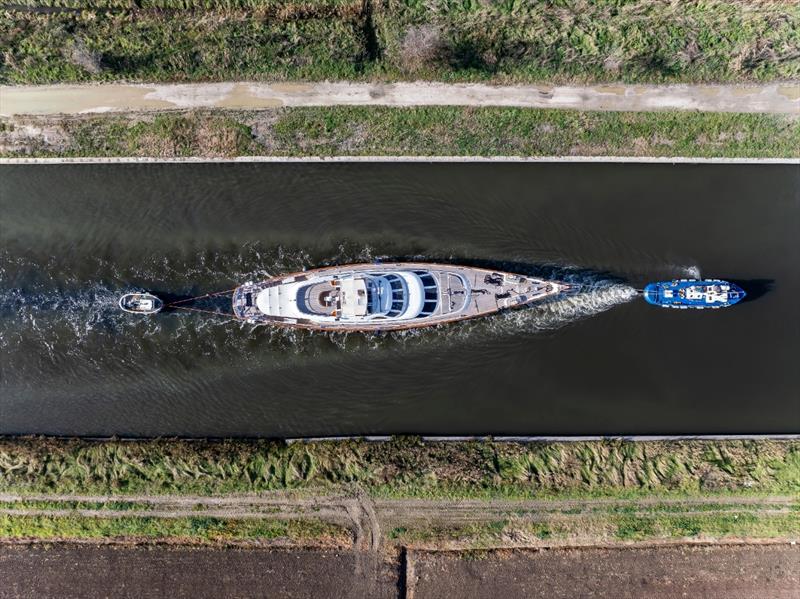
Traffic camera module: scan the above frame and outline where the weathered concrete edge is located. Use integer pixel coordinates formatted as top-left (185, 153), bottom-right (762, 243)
top-left (3, 434), bottom-right (797, 442)
top-left (1, 156), bottom-right (798, 165)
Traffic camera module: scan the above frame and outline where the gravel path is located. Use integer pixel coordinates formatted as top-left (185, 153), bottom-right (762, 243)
top-left (1, 81), bottom-right (798, 116)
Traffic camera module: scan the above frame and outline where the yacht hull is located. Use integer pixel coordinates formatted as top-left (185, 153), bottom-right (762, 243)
top-left (233, 262), bottom-right (571, 332)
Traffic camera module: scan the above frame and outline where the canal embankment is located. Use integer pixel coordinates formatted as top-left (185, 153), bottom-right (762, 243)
top-left (2, 106), bottom-right (798, 159)
top-left (2, 0), bottom-right (797, 160)
top-left (0, 437), bottom-right (798, 596)
top-left (1, 437), bottom-right (797, 547)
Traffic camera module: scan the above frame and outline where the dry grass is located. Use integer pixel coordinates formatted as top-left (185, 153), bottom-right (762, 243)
top-left (398, 24), bottom-right (445, 73)
top-left (0, 437), bottom-right (797, 499)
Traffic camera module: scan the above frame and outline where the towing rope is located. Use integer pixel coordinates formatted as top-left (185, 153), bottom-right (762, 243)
top-left (165, 287), bottom-right (238, 306)
top-left (165, 287), bottom-right (240, 320)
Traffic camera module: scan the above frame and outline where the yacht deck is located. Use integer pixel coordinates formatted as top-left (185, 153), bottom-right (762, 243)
top-left (232, 262), bottom-right (568, 331)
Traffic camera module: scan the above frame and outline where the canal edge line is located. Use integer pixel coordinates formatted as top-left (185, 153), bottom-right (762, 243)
top-left (3, 434), bottom-right (795, 443)
top-left (1, 156), bottom-right (798, 165)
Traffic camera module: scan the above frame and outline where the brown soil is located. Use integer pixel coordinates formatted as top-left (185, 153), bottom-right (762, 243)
top-left (410, 544), bottom-right (800, 599)
top-left (1, 542), bottom-right (797, 599)
top-left (0, 544), bottom-right (399, 599)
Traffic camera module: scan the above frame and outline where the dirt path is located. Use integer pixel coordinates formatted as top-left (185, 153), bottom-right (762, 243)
top-left (2, 491), bottom-right (792, 508)
top-left (2, 81), bottom-right (798, 116)
top-left (2, 492), bottom-right (795, 552)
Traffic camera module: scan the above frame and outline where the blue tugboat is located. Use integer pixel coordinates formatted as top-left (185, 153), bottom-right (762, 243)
top-left (644, 279), bottom-right (745, 309)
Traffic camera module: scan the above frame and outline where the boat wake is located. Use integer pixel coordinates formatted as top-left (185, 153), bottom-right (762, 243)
top-left (0, 246), bottom-right (639, 379)
top-left (669, 264), bottom-right (702, 279)
top-left (434, 274), bottom-right (638, 345)
top-left (522, 281), bottom-right (638, 331)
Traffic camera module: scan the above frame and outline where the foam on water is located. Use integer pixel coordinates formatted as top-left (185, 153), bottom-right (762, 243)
top-left (671, 264), bottom-right (702, 279)
top-left (0, 246), bottom-right (641, 384)
top-left (411, 269), bottom-right (638, 347)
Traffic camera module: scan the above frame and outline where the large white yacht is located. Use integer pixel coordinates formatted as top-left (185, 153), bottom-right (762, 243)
top-left (232, 262), bottom-right (571, 332)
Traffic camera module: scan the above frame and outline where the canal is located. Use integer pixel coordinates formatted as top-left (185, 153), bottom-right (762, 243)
top-left (0, 162), bottom-right (797, 436)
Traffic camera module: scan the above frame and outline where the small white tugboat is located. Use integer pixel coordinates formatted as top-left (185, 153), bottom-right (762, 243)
top-left (232, 262), bottom-right (572, 332)
top-left (118, 292), bottom-right (163, 315)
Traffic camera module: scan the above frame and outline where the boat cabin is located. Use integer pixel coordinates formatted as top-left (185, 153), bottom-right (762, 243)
top-left (296, 271), bottom-right (440, 321)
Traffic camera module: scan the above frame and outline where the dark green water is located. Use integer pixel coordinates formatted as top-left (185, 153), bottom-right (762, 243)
top-left (0, 162), bottom-right (797, 436)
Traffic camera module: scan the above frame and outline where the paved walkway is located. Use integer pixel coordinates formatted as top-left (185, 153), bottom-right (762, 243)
top-left (2, 81), bottom-right (798, 116)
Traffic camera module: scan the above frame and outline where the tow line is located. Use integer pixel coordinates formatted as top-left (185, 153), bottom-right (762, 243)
top-left (165, 288), bottom-right (238, 320)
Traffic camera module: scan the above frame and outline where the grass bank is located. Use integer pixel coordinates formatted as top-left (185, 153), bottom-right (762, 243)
top-left (2, 0), bottom-right (798, 84)
top-left (0, 513), bottom-right (348, 544)
top-left (3, 107), bottom-right (799, 158)
top-left (1, 437), bottom-right (798, 499)
top-left (390, 511), bottom-right (800, 547)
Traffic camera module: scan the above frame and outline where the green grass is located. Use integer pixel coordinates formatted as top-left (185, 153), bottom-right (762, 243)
top-left (1, 437), bottom-right (798, 500)
top-left (0, 438), bottom-right (796, 546)
top-left (0, 513), bottom-right (347, 543)
top-left (0, 11), bottom-right (368, 84)
top-left (611, 512), bottom-right (800, 541)
top-left (2, 0), bottom-right (798, 84)
top-left (4, 108), bottom-right (799, 159)
top-left (0, 499), bottom-right (153, 511)
top-left (387, 511), bottom-right (800, 546)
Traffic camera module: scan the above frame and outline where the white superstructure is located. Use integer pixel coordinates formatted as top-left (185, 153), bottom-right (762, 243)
top-left (233, 262), bottom-right (569, 332)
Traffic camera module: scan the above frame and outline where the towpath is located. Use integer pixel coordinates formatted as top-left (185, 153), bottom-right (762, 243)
top-left (1, 492), bottom-right (796, 551)
top-left (1, 492), bottom-right (797, 597)
top-left (1, 81), bottom-right (798, 116)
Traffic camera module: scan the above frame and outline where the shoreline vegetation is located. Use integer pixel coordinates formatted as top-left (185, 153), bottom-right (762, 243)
top-left (3, 108), bottom-right (799, 159)
top-left (2, 1), bottom-right (798, 85)
top-left (0, 437), bottom-right (797, 548)
top-left (3, 437), bottom-right (798, 498)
